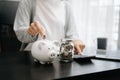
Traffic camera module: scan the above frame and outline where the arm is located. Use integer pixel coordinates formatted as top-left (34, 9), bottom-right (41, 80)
top-left (13, 0), bottom-right (37, 43)
top-left (65, 2), bottom-right (85, 54)
top-left (64, 2), bottom-right (79, 40)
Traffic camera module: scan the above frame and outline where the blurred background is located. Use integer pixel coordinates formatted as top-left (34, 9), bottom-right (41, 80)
top-left (70, 0), bottom-right (120, 51)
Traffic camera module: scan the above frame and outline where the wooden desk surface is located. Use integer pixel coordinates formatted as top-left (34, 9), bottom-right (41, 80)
top-left (0, 52), bottom-right (120, 80)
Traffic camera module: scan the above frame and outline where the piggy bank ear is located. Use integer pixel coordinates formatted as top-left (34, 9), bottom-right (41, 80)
top-left (53, 40), bottom-right (60, 47)
top-left (38, 43), bottom-right (42, 50)
top-left (38, 42), bottom-right (45, 50)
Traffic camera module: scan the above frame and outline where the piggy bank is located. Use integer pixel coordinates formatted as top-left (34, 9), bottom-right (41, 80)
top-left (31, 40), bottom-right (60, 64)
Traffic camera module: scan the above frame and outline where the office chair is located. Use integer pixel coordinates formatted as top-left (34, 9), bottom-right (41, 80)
top-left (0, 1), bottom-right (21, 52)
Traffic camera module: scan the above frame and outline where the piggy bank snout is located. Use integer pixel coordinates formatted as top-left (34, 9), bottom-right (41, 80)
top-left (50, 51), bottom-right (60, 58)
top-left (50, 51), bottom-right (57, 57)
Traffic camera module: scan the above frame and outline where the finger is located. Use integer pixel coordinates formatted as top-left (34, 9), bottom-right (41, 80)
top-left (42, 34), bottom-right (46, 39)
top-left (34, 21), bottom-right (43, 35)
top-left (79, 45), bottom-right (83, 52)
top-left (29, 28), bottom-right (36, 36)
top-left (80, 44), bottom-right (85, 52)
top-left (38, 25), bottom-right (46, 38)
top-left (30, 27), bottom-right (36, 35)
top-left (74, 48), bottom-right (78, 54)
top-left (30, 23), bottom-right (38, 33)
top-left (74, 51), bottom-right (78, 55)
top-left (82, 44), bottom-right (85, 49)
top-left (27, 29), bottom-right (31, 35)
top-left (76, 45), bottom-right (82, 54)
top-left (34, 21), bottom-right (46, 38)
top-left (27, 28), bottom-right (34, 36)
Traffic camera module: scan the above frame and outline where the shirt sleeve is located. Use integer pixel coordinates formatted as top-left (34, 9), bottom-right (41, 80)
top-left (64, 2), bottom-right (80, 40)
top-left (13, 0), bottom-right (37, 43)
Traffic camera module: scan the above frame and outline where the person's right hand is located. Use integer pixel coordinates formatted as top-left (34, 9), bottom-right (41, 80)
top-left (27, 21), bottom-right (46, 39)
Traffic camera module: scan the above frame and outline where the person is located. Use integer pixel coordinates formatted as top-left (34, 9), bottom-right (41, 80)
top-left (14, 0), bottom-right (85, 54)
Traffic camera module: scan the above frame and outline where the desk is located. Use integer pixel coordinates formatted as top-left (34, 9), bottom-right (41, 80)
top-left (96, 50), bottom-right (120, 62)
top-left (0, 52), bottom-right (120, 80)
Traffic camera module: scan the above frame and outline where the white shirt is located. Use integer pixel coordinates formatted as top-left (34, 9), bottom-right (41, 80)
top-left (14, 0), bottom-right (79, 51)
top-left (25, 0), bottom-right (66, 50)
top-left (34, 0), bottom-right (66, 40)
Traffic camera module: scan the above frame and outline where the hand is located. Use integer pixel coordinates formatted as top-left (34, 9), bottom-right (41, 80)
top-left (72, 40), bottom-right (85, 54)
top-left (27, 21), bottom-right (46, 38)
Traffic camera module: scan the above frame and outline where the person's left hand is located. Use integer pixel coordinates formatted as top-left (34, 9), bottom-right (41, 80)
top-left (72, 40), bottom-right (85, 54)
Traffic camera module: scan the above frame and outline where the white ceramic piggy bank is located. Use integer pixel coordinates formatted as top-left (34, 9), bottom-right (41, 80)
top-left (31, 40), bottom-right (60, 64)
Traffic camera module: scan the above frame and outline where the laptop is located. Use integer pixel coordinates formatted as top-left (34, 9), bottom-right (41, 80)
top-left (73, 48), bottom-right (96, 62)
top-left (73, 48), bottom-right (120, 62)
